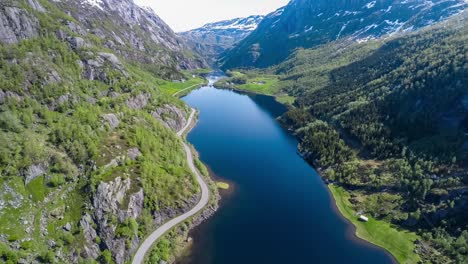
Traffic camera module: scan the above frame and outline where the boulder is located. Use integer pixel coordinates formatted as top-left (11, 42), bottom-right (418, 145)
top-left (102, 113), bottom-right (120, 130)
top-left (63, 223), bottom-right (72, 232)
top-left (67, 37), bottom-right (87, 50)
top-left (127, 148), bottom-right (141, 161)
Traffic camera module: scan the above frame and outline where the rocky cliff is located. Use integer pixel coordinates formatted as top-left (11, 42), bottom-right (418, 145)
top-left (179, 15), bottom-right (264, 65)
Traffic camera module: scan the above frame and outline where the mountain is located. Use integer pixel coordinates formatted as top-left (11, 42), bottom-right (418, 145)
top-left (49, 0), bottom-right (206, 76)
top-left (220, 0), bottom-right (468, 69)
top-left (179, 15), bottom-right (264, 64)
top-left (219, 12), bottom-right (468, 263)
top-left (0, 1), bottom-right (215, 263)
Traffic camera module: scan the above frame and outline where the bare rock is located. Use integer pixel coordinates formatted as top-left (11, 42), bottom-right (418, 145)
top-left (102, 113), bottom-right (120, 130)
top-left (80, 213), bottom-right (100, 259)
top-left (0, 6), bottom-right (39, 44)
top-left (152, 104), bottom-right (187, 132)
top-left (65, 21), bottom-right (87, 36)
top-left (127, 148), bottom-right (141, 161)
top-left (24, 163), bottom-right (47, 184)
top-left (126, 93), bottom-right (150, 110)
top-left (26, 0), bottom-right (46, 12)
top-left (93, 177), bottom-right (144, 264)
top-left (63, 222), bottom-right (72, 232)
top-left (81, 52), bottom-right (128, 82)
top-left (0, 90), bottom-right (23, 104)
top-left (67, 37), bottom-right (87, 50)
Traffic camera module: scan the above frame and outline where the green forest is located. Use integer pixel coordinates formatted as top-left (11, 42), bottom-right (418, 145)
top-left (221, 15), bottom-right (468, 263)
top-left (0, 0), bottom-right (214, 263)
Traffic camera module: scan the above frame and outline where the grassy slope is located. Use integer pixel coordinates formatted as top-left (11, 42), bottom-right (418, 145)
top-left (330, 185), bottom-right (420, 264)
top-left (216, 71), bottom-right (295, 105)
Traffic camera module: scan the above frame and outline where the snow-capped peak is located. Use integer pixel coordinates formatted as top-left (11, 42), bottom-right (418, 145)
top-left (81, 0), bottom-right (104, 10)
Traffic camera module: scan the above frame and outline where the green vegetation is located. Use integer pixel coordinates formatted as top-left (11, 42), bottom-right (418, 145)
top-left (0, 1), bottom-right (213, 263)
top-left (224, 15), bottom-right (468, 263)
top-left (216, 70), bottom-right (294, 105)
top-left (157, 74), bottom-right (207, 96)
top-left (216, 182), bottom-right (230, 190)
top-left (330, 185), bottom-right (420, 264)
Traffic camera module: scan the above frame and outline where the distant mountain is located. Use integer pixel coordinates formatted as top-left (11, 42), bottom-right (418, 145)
top-left (179, 15), bottom-right (264, 64)
top-left (220, 0), bottom-right (467, 69)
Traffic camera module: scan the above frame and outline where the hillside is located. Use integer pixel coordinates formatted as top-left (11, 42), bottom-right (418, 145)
top-left (0, 0), bottom-right (215, 263)
top-left (217, 13), bottom-right (468, 263)
top-left (179, 15), bottom-right (263, 65)
top-left (220, 0), bottom-right (467, 69)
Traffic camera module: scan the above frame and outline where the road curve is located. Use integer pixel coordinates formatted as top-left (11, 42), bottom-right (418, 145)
top-left (132, 109), bottom-right (210, 264)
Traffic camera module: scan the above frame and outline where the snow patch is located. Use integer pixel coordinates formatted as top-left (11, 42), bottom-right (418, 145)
top-left (81, 0), bottom-right (103, 10)
top-left (364, 1), bottom-right (377, 9)
top-left (304, 25), bottom-right (314, 32)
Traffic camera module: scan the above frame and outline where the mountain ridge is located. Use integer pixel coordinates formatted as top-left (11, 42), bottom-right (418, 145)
top-left (220, 0), bottom-right (468, 69)
top-left (179, 15), bottom-right (264, 65)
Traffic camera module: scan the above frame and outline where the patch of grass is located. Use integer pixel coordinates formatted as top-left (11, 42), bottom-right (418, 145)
top-left (329, 185), bottom-right (420, 264)
top-left (216, 182), bottom-right (229, 190)
top-left (26, 176), bottom-right (47, 202)
top-left (159, 77), bottom-right (206, 96)
top-left (217, 71), bottom-right (295, 105)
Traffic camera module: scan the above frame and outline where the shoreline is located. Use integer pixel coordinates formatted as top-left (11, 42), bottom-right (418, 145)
top-left (132, 90), bottom-right (220, 263)
top-left (215, 83), bottom-right (412, 263)
top-left (324, 184), bottom-right (399, 263)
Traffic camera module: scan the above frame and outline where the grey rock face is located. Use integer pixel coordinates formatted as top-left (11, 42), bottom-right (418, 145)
top-left (102, 113), bottom-right (120, 130)
top-left (67, 37), bottom-right (87, 50)
top-left (26, 0), bottom-right (46, 12)
top-left (52, 0), bottom-right (206, 70)
top-left (93, 177), bottom-right (144, 264)
top-left (24, 163), bottom-right (47, 184)
top-left (81, 52), bottom-right (128, 82)
top-left (127, 148), bottom-right (141, 161)
top-left (0, 6), bottom-right (39, 44)
top-left (63, 222), bottom-right (72, 232)
top-left (80, 213), bottom-right (100, 259)
top-left (0, 90), bottom-right (23, 104)
top-left (126, 93), bottom-right (150, 110)
top-left (180, 15), bottom-right (264, 64)
top-left (152, 104), bottom-right (188, 132)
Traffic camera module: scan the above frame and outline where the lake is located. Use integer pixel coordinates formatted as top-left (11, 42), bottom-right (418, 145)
top-left (179, 80), bottom-right (394, 264)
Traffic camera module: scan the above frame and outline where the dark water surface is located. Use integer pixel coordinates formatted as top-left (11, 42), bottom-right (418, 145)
top-left (180, 84), bottom-right (393, 264)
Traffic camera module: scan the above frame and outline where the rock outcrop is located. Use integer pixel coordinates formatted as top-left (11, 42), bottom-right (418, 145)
top-left (152, 105), bottom-right (188, 132)
top-left (126, 93), bottom-right (150, 110)
top-left (0, 5), bottom-right (39, 44)
top-left (80, 52), bottom-right (128, 82)
top-left (102, 113), bottom-right (120, 130)
top-left (93, 177), bottom-right (144, 264)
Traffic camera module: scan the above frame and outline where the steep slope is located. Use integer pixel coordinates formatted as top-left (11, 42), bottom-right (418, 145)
top-left (282, 14), bottom-right (468, 263)
top-left (179, 15), bottom-right (263, 64)
top-left (51, 0), bottom-right (207, 78)
top-left (220, 0), bottom-right (467, 69)
top-left (217, 13), bottom-right (468, 262)
top-left (0, 1), bottom-right (215, 264)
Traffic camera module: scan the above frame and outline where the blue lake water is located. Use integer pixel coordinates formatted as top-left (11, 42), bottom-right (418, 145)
top-left (180, 84), bottom-right (394, 264)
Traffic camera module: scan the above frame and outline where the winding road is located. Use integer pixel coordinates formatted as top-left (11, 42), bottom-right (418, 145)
top-left (132, 108), bottom-right (210, 264)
